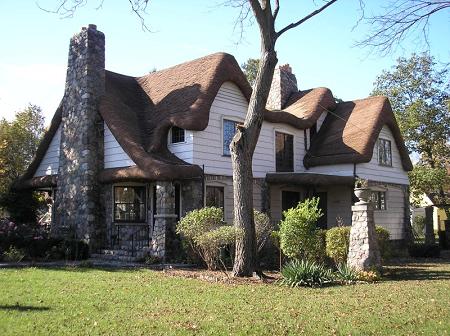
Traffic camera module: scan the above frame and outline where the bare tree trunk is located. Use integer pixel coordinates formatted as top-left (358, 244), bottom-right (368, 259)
top-left (231, 49), bottom-right (278, 276)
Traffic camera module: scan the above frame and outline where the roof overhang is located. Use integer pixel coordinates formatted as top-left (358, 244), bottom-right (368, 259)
top-left (266, 173), bottom-right (355, 186)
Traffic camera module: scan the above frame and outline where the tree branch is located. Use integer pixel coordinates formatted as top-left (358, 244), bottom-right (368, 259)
top-left (276, 0), bottom-right (338, 38)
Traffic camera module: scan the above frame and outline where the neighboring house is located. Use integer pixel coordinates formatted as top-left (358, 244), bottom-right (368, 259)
top-left (16, 25), bottom-right (413, 259)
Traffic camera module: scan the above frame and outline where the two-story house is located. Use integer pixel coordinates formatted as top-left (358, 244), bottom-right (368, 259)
top-left (16, 25), bottom-right (412, 259)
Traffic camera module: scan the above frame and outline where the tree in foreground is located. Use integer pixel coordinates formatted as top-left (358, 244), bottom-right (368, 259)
top-left (372, 53), bottom-right (450, 208)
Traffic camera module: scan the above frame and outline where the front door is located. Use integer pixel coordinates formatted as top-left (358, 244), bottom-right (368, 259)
top-left (281, 191), bottom-right (301, 218)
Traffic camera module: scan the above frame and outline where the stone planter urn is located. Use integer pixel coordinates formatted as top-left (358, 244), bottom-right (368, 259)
top-left (354, 187), bottom-right (371, 204)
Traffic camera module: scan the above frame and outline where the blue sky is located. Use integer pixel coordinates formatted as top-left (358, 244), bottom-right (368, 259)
top-left (0, 0), bottom-right (448, 123)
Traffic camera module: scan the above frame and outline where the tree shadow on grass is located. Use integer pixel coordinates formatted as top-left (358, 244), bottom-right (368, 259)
top-left (0, 304), bottom-right (50, 312)
top-left (383, 262), bottom-right (450, 281)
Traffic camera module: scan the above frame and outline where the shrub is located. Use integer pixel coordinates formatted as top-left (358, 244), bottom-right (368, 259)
top-left (325, 225), bottom-right (391, 265)
top-left (334, 263), bottom-right (359, 284)
top-left (3, 246), bottom-right (26, 262)
top-left (375, 226), bottom-right (391, 261)
top-left (408, 243), bottom-right (441, 258)
top-left (279, 197), bottom-right (323, 260)
top-left (254, 210), bottom-right (275, 253)
top-left (177, 207), bottom-right (242, 270)
top-left (279, 259), bottom-right (334, 288)
top-left (326, 227), bottom-right (351, 264)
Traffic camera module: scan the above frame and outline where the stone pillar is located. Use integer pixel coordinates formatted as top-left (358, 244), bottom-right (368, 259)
top-left (347, 201), bottom-right (381, 271)
top-left (152, 182), bottom-right (177, 260)
top-left (266, 64), bottom-right (298, 110)
top-left (424, 206), bottom-right (435, 245)
top-left (53, 25), bottom-right (105, 249)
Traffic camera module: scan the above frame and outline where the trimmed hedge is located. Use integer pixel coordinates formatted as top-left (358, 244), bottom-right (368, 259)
top-left (408, 243), bottom-right (441, 258)
top-left (325, 225), bottom-right (391, 265)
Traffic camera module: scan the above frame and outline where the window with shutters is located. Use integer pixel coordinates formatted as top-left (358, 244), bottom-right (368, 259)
top-left (275, 131), bottom-right (294, 172)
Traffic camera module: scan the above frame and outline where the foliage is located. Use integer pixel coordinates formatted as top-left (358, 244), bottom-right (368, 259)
top-left (372, 54), bottom-right (449, 182)
top-left (357, 270), bottom-right (381, 283)
top-left (408, 243), bottom-right (441, 258)
top-left (241, 58), bottom-right (260, 86)
top-left (279, 259), bottom-right (334, 288)
top-left (176, 207), bottom-right (242, 269)
top-left (0, 190), bottom-right (42, 223)
top-left (355, 177), bottom-right (369, 188)
top-left (375, 225), bottom-right (391, 261)
top-left (326, 226), bottom-right (351, 264)
top-left (325, 225), bottom-right (391, 265)
top-left (2, 246), bottom-right (26, 262)
top-left (334, 263), bottom-right (359, 284)
top-left (0, 104), bottom-right (45, 195)
top-left (412, 215), bottom-right (426, 238)
top-left (279, 197), bottom-right (323, 260)
top-left (254, 209), bottom-right (275, 253)
top-left (409, 165), bottom-right (450, 206)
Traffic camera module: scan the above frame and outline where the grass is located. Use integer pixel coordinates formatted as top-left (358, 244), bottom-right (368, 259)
top-left (0, 261), bottom-right (449, 335)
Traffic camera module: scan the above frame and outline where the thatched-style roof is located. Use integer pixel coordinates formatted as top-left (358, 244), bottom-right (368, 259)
top-left (16, 52), bottom-right (412, 189)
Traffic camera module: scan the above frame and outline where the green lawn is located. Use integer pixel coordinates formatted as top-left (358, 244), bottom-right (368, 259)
top-left (0, 261), bottom-right (449, 335)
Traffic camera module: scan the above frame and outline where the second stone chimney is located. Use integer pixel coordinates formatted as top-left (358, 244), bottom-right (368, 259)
top-left (266, 64), bottom-right (298, 110)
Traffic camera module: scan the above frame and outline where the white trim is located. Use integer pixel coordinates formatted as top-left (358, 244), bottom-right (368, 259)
top-left (168, 126), bottom-right (187, 145)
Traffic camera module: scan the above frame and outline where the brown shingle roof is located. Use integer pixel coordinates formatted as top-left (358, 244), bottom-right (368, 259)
top-left (15, 52), bottom-right (412, 189)
top-left (304, 96), bottom-right (413, 171)
top-left (264, 87), bottom-right (336, 128)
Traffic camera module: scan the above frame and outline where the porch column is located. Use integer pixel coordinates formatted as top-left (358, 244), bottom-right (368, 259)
top-left (424, 206), bottom-right (435, 245)
top-left (348, 200), bottom-right (381, 271)
top-left (151, 182), bottom-right (177, 260)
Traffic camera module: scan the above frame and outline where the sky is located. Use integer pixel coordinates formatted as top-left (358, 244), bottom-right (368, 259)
top-left (0, 0), bottom-right (448, 124)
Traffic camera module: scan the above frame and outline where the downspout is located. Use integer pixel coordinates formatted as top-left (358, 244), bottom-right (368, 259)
top-left (202, 164), bottom-right (205, 206)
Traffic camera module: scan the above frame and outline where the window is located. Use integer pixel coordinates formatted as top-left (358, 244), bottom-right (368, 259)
top-left (275, 131), bottom-right (294, 172)
top-left (206, 186), bottom-right (224, 210)
top-left (223, 119), bottom-right (241, 156)
top-left (370, 191), bottom-right (387, 210)
top-left (170, 126), bottom-right (185, 144)
top-left (114, 186), bottom-right (146, 222)
top-left (378, 138), bottom-right (392, 166)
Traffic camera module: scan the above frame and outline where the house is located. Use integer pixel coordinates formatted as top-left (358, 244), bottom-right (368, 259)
top-left (16, 25), bottom-right (413, 260)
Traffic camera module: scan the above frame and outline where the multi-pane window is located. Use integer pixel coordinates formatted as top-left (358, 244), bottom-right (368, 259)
top-left (378, 138), bottom-right (392, 166)
top-left (275, 131), bottom-right (294, 172)
top-left (171, 126), bottom-right (185, 144)
top-left (206, 186), bottom-right (224, 210)
top-left (370, 191), bottom-right (387, 210)
top-left (223, 119), bottom-right (241, 156)
top-left (114, 186), bottom-right (146, 222)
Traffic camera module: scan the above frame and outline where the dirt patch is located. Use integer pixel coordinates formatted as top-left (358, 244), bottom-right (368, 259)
top-left (161, 267), bottom-right (281, 285)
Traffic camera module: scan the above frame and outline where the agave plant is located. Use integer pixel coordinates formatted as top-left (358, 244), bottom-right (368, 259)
top-left (279, 259), bottom-right (334, 288)
top-left (334, 263), bottom-right (359, 284)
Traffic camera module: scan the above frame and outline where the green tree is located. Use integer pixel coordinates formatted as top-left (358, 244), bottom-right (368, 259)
top-left (0, 104), bottom-right (45, 196)
top-left (372, 54), bottom-right (450, 208)
top-left (241, 58), bottom-right (260, 86)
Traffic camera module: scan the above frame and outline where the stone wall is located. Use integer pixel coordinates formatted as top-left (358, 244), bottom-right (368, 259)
top-left (181, 178), bottom-right (203, 216)
top-left (53, 25), bottom-right (105, 250)
top-left (266, 64), bottom-right (298, 110)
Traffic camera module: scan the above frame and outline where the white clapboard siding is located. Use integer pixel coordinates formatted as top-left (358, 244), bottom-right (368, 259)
top-left (193, 81), bottom-right (306, 177)
top-left (34, 125), bottom-right (61, 177)
top-left (307, 164), bottom-right (354, 176)
top-left (168, 130), bottom-right (194, 164)
top-left (104, 122), bottom-right (136, 168)
top-left (326, 185), bottom-right (353, 227)
top-left (356, 125), bottom-right (409, 185)
top-left (374, 186), bottom-right (405, 240)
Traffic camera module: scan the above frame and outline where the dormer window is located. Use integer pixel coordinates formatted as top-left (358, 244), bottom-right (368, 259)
top-left (170, 126), bottom-right (185, 144)
top-left (378, 138), bottom-right (392, 166)
top-left (275, 131), bottom-right (294, 172)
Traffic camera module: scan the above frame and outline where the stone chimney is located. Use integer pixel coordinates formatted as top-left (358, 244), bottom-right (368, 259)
top-left (266, 64), bottom-right (298, 110)
top-left (53, 25), bottom-right (105, 248)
